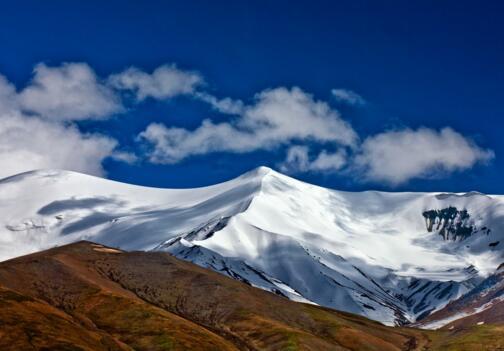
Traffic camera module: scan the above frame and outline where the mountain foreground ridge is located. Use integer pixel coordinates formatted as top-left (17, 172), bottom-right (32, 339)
top-left (1, 241), bottom-right (503, 350)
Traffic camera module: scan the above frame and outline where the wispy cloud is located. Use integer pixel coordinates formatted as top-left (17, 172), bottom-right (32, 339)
top-left (138, 86), bottom-right (358, 164)
top-left (109, 64), bottom-right (202, 101)
top-left (280, 146), bottom-right (346, 173)
top-left (194, 92), bottom-right (244, 115)
top-left (331, 88), bottom-right (366, 105)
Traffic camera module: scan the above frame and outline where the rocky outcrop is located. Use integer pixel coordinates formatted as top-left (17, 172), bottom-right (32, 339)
top-left (422, 207), bottom-right (475, 241)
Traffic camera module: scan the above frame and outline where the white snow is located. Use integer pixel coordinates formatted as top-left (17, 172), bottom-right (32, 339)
top-left (1, 166), bottom-right (504, 326)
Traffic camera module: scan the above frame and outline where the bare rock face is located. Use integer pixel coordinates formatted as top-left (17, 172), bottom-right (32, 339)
top-left (422, 207), bottom-right (478, 241)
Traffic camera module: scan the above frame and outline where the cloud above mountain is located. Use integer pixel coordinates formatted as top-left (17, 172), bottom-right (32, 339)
top-left (0, 69), bottom-right (118, 178)
top-left (279, 146), bottom-right (347, 173)
top-left (19, 63), bottom-right (123, 121)
top-left (0, 62), bottom-right (202, 178)
top-left (354, 127), bottom-right (494, 185)
top-left (138, 86), bottom-right (358, 164)
top-left (0, 112), bottom-right (117, 178)
top-left (0, 61), bottom-right (495, 186)
top-left (134, 66), bottom-right (493, 185)
top-left (108, 64), bottom-right (202, 101)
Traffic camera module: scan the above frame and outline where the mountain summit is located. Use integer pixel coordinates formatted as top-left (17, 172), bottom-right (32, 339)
top-left (1, 167), bottom-right (503, 326)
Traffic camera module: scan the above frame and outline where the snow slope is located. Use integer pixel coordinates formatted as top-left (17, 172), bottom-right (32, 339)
top-left (1, 166), bottom-right (503, 325)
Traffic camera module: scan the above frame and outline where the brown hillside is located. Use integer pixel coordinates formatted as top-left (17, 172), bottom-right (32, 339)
top-left (0, 241), bottom-right (502, 350)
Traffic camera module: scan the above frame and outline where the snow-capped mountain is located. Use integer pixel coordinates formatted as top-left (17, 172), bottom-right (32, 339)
top-left (1, 166), bottom-right (503, 326)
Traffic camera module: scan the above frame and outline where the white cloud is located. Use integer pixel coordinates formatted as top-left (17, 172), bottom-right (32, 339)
top-left (0, 112), bottom-right (116, 178)
top-left (110, 151), bottom-right (138, 164)
top-left (331, 89), bottom-right (366, 105)
top-left (138, 86), bottom-right (358, 164)
top-left (353, 127), bottom-right (494, 185)
top-left (109, 64), bottom-right (202, 101)
top-left (19, 63), bottom-right (122, 121)
top-left (0, 64), bottom-right (130, 179)
top-left (137, 120), bottom-right (257, 164)
top-left (245, 87), bottom-right (358, 146)
top-left (279, 146), bottom-right (311, 172)
top-left (280, 146), bottom-right (346, 173)
top-left (0, 61), bottom-right (495, 186)
top-left (194, 92), bottom-right (244, 114)
top-left (310, 149), bottom-right (347, 171)
top-left (0, 75), bottom-right (18, 115)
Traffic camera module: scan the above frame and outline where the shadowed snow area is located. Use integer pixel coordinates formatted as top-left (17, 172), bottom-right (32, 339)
top-left (1, 166), bottom-right (504, 326)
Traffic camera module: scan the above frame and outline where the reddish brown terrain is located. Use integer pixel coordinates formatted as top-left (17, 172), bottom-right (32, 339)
top-left (0, 241), bottom-right (502, 350)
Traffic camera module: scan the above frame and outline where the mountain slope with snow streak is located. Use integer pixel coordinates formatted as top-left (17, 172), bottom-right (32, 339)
top-left (417, 264), bottom-right (504, 330)
top-left (1, 166), bottom-right (504, 326)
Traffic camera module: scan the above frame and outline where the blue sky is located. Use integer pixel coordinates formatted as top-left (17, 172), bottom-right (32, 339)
top-left (0, 0), bottom-right (503, 192)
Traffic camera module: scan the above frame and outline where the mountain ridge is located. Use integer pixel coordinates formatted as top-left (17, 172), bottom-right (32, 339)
top-left (1, 167), bottom-right (503, 326)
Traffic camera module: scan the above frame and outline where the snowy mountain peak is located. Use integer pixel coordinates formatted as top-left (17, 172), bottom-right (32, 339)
top-left (252, 165), bottom-right (275, 175)
top-left (1, 167), bottom-right (504, 326)
top-left (238, 165), bottom-right (283, 184)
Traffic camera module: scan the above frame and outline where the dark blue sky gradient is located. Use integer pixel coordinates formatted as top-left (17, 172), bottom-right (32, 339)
top-left (1, 1), bottom-right (503, 192)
